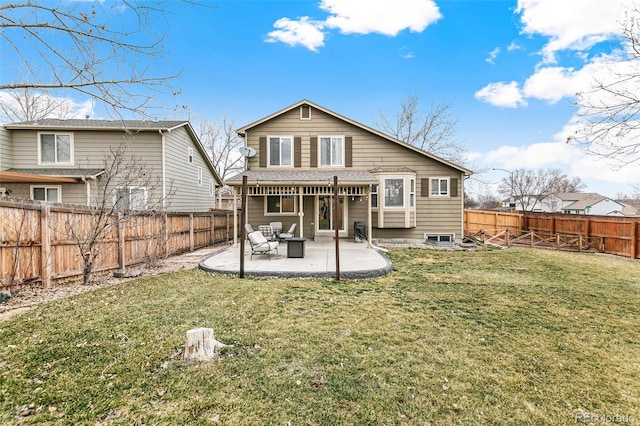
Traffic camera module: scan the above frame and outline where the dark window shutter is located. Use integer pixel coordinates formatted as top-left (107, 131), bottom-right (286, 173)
top-left (345, 136), bottom-right (352, 167)
top-left (450, 178), bottom-right (458, 197)
top-left (259, 137), bottom-right (267, 168)
top-left (294, 137), bottom-right (302, 167)
top-left (310, 137), bottom-right (317, 168)
top-left (421, 178), bottom-right (429, 197)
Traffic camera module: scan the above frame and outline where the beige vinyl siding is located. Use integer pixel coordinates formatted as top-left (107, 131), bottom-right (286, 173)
top-left (244, 105), bottom-right (465, 241)
top-left (164, 127), bottom-right (217, 212)
top-left (0, 127), bottom-right (12, 169)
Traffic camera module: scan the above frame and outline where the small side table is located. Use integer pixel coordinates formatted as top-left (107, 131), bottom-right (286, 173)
top-left (286, 238), bottom-right (306, 258)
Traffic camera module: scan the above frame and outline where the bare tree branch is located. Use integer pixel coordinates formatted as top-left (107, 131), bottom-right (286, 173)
top-left (199, 116), bottom-right (244, 181)
top-left (573, 5), bottom-right (640, 167)
top-left (0, 1), bottom-right (201, 118)
top-left (498, 168), bottom-right (586, 212)
top-left (375, 95), bottom-right (466, 164)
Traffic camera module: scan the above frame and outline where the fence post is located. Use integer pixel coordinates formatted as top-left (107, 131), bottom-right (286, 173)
top-left (631, 220), bottom-right (637, 259)
top-left (189, 213), bottom-right (195, 252)
top-left (210, 212), bottom-right (216, 245)
top-left (40, 204), bottom-right (52, 287)
top-left (117, 212), bottom-right (126, 273)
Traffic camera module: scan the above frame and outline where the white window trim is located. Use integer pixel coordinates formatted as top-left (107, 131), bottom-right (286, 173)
top-left (267, 135), bottom-right (294, 168)
top-left (371, 184), bottom-right (378, 209)
top-left (430, 177), bottom-right (450, 197)
top-left (114, 186), bottom-right (148, 211)
top-left (410, 178), bottom-right (415, 208)
top-left (197, 167), bottom-right (203, 186)
top-left (383, 177), bottom-right (407, 209)
top-left (209, 179), bottom-right (215, 196)
top-left (37, 132), bottom-right (74, 165)
top-left (264, 195), bottom-right (297, 216)
top-left (424, 233), bottom-right (455, 243)
top-left (30, 185), bottom-right (61, 202)
top-left (187, 147), bottom-right (194, 163)
top-left (318, 135), bottom-right (345, 168)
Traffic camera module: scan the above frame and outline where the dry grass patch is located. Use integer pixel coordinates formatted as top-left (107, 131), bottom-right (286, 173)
top-left (0, 247), bottom-right (639, 424)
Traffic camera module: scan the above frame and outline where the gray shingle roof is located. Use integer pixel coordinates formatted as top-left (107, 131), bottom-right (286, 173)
top-left (226, 170), bottom-right (379, 185)
top-left (9, 168), bottom-right (104, 177)
top-left (5, 119), bottom-right (187, 131)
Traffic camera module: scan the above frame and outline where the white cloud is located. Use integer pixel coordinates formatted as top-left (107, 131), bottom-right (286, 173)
top-left (320, 0), bottom-right (441, 36)
top-left (473, 129), bottom-right (638, 196)
top-left (265, 17), bottom-right (325, 52)
top-left (516, 0), bottom-right (631, 63)
top-left (485, 141), bottom-right (576, 169)
top-left (266, 0), bottom-right (441, 51)
top-left (474, 81), bottom-right (527, 108)
top-left (507, 41), bottom-right (521, 51)
top-left (486, 47), bottom-right (501, 64)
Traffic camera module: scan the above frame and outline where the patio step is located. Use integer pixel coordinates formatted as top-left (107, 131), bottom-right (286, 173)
top-left (313, 236), bottom-right (334, 243)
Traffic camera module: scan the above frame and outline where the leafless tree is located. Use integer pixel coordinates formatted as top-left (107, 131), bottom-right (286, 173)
top-left (498, 168), bottom-right (585, 212)
top-left (61, 145), bottom-right (172, 285)
top-left (199, 116), bottom-right (244, 181)
top-left (0, 1), bottom-right (195, 117)
top-left (0, 88), bottom-right (76, 122)
top-left (573, 4), bottom-right (640, 167)
top-left (375, 95), bottom-right (466, 164)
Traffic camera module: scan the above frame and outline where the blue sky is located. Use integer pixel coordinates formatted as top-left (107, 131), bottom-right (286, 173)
top-left (2, 0), bottom-right (638, 198)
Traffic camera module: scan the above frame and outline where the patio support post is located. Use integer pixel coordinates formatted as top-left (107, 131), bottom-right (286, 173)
top-left (232, 187), bottom-right (238, 247)
top-left (239, 175), bottom-right (247, 279)
top-left (298, 189), bottom-right (304, 238)
top-left (367, 184), bottom-right (373, 248)
top-left (334, 175), bottom-right (340, 281)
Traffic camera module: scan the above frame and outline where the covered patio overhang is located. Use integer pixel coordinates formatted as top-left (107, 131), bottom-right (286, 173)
top-left (225, 170), bottom-right (379, 247)
top-left (0, 168), bottom-right (104, 184)
top-left (1, 169), bottom-right (105, 204)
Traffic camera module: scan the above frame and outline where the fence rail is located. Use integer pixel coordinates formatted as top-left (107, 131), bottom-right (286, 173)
top-left (464, 210), bottom-right (640, 259)
top-left (1, 199), bottom-right (237, 289)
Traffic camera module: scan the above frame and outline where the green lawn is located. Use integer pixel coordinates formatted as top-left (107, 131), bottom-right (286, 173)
top-left (1, 247), bottom-right (639, 425)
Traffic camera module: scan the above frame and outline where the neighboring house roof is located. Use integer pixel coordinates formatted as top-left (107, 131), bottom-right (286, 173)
top-left (556, 192), bottom-right (610, 211)
top-left (4, 119), bottom-right (188, 131)
top-left (235, 99), bottom-right (473, 176)
top-left (3, 119), bottom-right (223, 186)
top-left (226, 170), bottom-right (379, 185)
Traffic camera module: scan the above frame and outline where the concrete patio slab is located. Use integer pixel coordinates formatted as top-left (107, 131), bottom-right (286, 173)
top-left (199, 240), bottom-right (392, 279)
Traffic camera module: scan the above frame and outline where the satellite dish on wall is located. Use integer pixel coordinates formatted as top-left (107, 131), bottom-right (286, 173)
top-left (239, 146), bottom-right (256, 157)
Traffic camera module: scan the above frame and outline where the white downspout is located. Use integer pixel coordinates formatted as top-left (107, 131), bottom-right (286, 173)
top-left (158, 129), bottom-right (167, 210)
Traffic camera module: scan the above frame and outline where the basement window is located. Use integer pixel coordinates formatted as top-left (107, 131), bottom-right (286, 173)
top-left (425, 233), bottom-right (454, 245)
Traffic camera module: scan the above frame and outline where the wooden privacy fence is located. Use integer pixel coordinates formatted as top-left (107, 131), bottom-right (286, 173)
top-left (1, 199), bottom-right (236, 289)
top-left (464, 210), bottom-right (640, 259)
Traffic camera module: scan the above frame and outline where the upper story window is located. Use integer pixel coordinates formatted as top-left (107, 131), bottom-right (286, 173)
top-left (38, 132), bottom-right (73, 165)
top-left (300, 105), bottom-right (311, 120)
top-left (268, 136), bottom-right (293, 167)
top-left (319, 136), bottom-right (344, 167)
top-left (430, 177), bottom-right (450, 197)
top-left (188, 147), bottom-right (194, 163)
top-left (198, 167), bottom-right (203, 186)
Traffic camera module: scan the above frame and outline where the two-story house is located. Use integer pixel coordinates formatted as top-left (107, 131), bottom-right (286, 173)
top-left (0, 119), bottom-right (223, 211)
top-left (226, 100), bottom-right (472, 245)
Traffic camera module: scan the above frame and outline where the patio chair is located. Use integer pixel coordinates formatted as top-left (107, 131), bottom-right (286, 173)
top-left (244, 224), bottom-right (255, 239)
top-left (279, 223), bottom-right (297, 240)
top-left (269, 221), bottom-right (283, 238)
top-left (247, 231), bottom-right (279, 260)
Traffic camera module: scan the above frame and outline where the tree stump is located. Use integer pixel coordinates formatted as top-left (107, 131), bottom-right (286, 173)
top-left (184, 327), bottom-right (226, 362)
